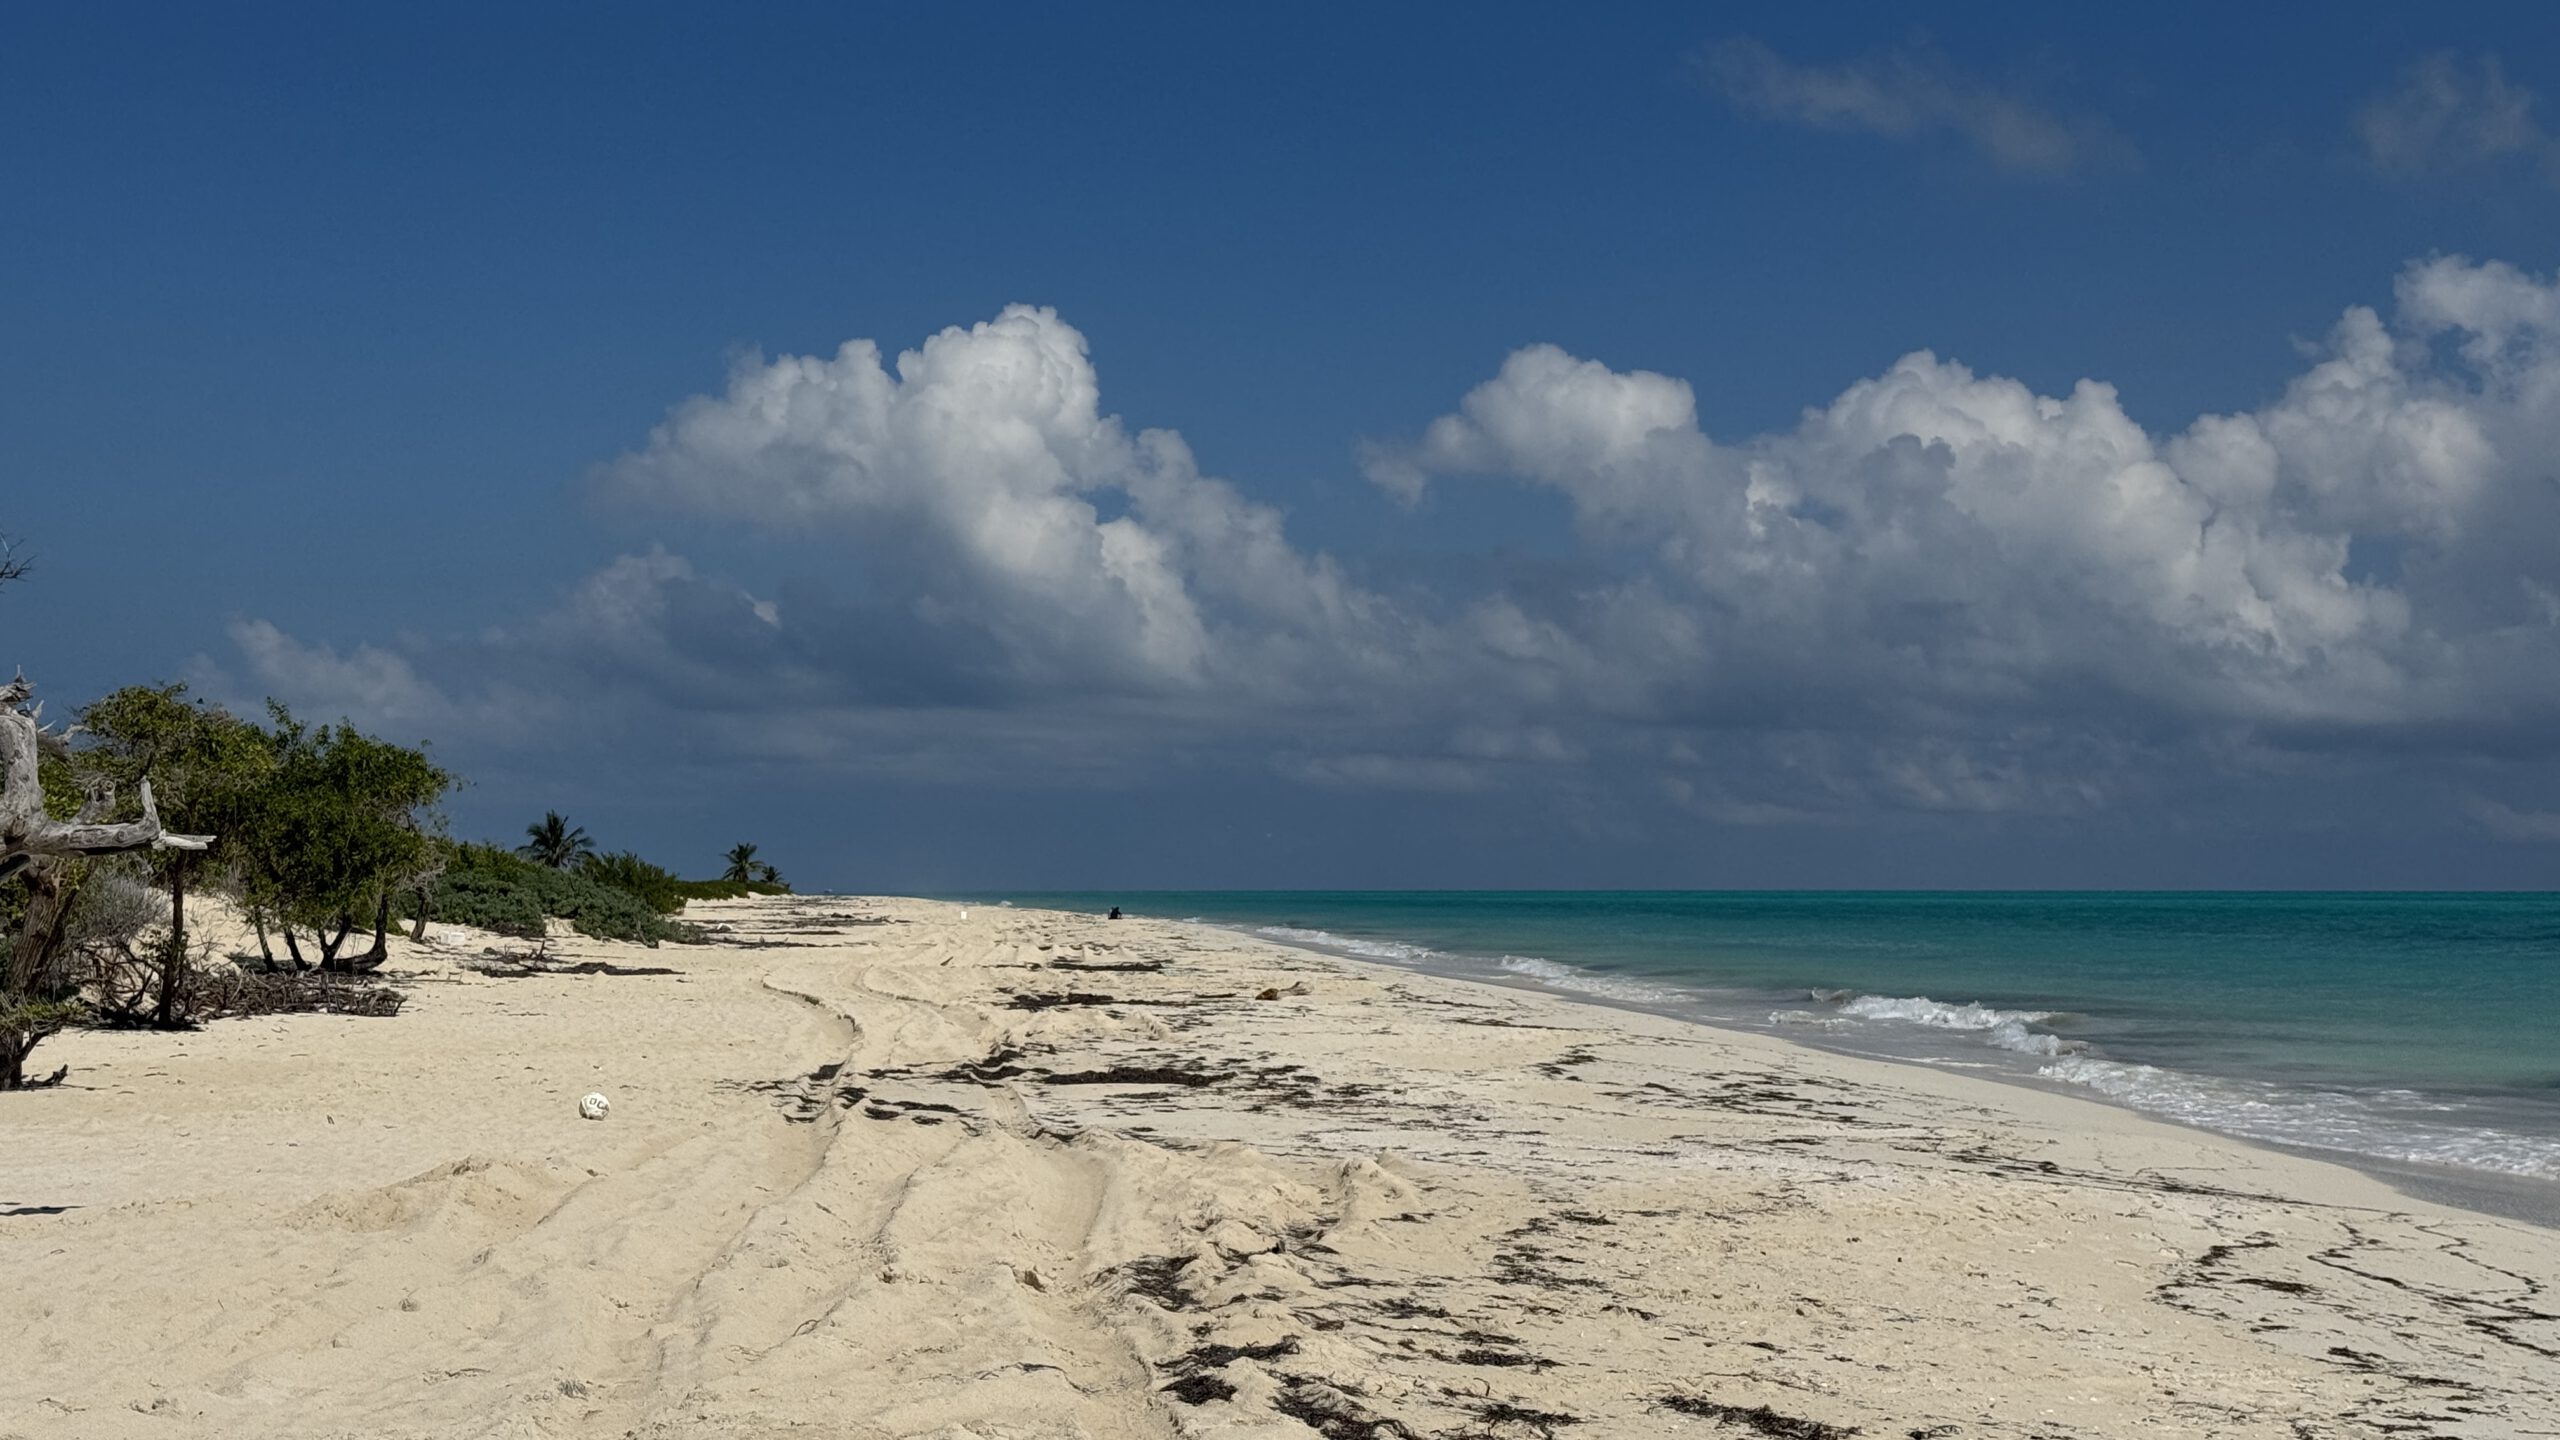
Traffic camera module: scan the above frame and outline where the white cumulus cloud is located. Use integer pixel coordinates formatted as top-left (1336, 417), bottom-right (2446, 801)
top-left (595, 305), bottom-right (1393, 698)
top-left (1365, 255), bottom-right (2560, 749)
top-left (220, 259), bottom-right (2560, 831)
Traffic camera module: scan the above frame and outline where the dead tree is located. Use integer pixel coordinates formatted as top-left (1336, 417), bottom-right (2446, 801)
top-left (1, 675), bottom-right (211, 1088)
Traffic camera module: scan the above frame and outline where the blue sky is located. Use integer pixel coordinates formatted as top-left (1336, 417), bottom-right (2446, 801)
top-left (8, 3), bottom-right (2560, 888)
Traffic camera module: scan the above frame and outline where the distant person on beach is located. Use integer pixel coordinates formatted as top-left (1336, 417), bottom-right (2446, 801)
top-left (1108, 906), bottom-right (1123, 920)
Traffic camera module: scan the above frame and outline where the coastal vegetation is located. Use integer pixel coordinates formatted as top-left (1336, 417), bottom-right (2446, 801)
top-left (0, 533), bottom-right (788, 1090)
top-left (399, 841), bottom-right (703, 945)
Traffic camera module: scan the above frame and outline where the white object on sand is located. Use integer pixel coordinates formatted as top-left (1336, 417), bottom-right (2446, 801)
top-left (578, 1092), bottom-right (611, 1121)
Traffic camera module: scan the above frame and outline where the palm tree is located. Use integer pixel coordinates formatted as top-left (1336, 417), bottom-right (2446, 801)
top-left (519, 811), bottom-right (595, 869)
top-left (722, 843), bottom-right (760, 883)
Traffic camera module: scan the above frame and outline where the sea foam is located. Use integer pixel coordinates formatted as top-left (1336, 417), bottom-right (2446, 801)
top-left (2037, 1054), bottom-right (2560, 1180)
top-left (1493, 954), bottom-right (1682, 1004)
top-left (1798, 991), bottom-right (2082, 1057)
top-left (1798, 990), bottom-right (2560, 1178)
top-left (1253, 925), bottom-right (1437, 964)
top-left (1253, 925), bottom-right (1680, 1003)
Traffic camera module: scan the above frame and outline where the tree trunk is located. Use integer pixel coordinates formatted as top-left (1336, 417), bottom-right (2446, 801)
top-left (282, 926), bottom-right (306, 969)
top-left (155, 855), bottom-right (190, 1027)
top-left (0, 1029), bottom-right (63, 1090)
top-left (6, 861), bottom-right (73, 1005)
top-left (354, 891), bottom-right (392, 970)
top-left (2, 859), bottom-right (77, 1092)
top-left (318, 915), bottom-right (355, 971)
top-left (410, 886), bottom-right (432, 942)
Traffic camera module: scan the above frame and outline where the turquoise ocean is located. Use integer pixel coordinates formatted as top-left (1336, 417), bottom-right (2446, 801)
top-left (984, 892), bottom-right (2560, 1199)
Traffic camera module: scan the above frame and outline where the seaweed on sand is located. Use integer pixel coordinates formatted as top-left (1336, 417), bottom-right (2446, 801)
top-left (1115, 1254), bottom-right (1202, 1311)
top-left (1184, 1337), bottom-right (1302, 1367)
top-left (1449, 1347), bottom-right (1552, 1369)
top-left (1655, 1394), bottom-right (1858, 1439)
top-left (468, 959), bottom-right (679, 978)
top-left (1005, 991), bottom-right (1121, 1010)
top-left (730, 1061), bottom-right (866, 1122)
top-left (1273, 1380), bottom-right (1415, 1439)
top-left (1464, 1400), bottom-right (1584, 1438)
top-left (933, 1045), bottom-right (1032, 1083)
top-left (1155, 1336), bottom-right (1301, 1405)
top-left (1160, 1372), bottom-right (1237, 1404)
top-left (1004, 989), bottom-right (1192, 1011)
top-left (1039, 1063), bottom-right (1231, 1088)
top-left (862, 1096), bottom-right (966, 1125)
top-left (1489, 1236), bottom-right (1603, 1293)
top-left (1534, 1046), bottom-right (1600, 1078)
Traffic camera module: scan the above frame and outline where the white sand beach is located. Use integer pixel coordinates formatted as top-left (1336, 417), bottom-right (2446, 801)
top-left (5, 895), bottom-right (2555, 1439)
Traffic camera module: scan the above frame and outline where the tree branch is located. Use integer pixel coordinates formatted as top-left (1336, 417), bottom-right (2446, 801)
top-left (1, 680), bottom-right (212, 875)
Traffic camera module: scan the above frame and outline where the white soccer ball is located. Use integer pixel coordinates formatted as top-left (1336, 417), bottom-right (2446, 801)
top-left (578, 1092), bottom-right (611, 1121)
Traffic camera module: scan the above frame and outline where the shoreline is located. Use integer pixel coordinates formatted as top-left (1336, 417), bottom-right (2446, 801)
top-left (6, 893), bottom-right (2555, 1438)
top-left (1202, 912), bottom-right (2560, 1232)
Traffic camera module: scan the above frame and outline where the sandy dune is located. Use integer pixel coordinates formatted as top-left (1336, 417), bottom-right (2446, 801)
top-left (4, 896), bottom-right (2555, 1439)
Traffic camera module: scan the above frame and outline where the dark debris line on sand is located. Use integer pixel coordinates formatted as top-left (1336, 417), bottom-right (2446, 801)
top-left (1040, 1063), bottom-right (1233, 1088)
top-left (1002, 988), bottom-right (1212, 1011)
top-left (1156, 1337), bottom-right (1302, 1407)
top-left (466, 959), bottom-right (681, 979)
top-left (1113, 1254), bottom-right (1204, 1313)
top-left (727, 1062), bottom-right (866, 1123)
top-left (1466, 1401), bottom-right (1583, 1438)
top-left (1158, 1370), bottom-right (1239, 1405)
top-left (1272, 1379), bottom-right (1418, 1439)
top-left (1655, 1394), bottom-right (1859, 1440)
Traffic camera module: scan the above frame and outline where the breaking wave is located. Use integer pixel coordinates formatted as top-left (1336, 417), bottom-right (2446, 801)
top-left (2037, 1055), bottom-right (2560, 1180)
top-left (1794, 990), bottom-right (2083, 1057)
top-left (1252, 926), bottom-right (1679, 1003)
top-left (1253, 925), bottom-right (1438, 964)
top-left (1492, 954), bottom-right (1682, 1004)
top-left (1793, 989), bottom-right (2560, 1179)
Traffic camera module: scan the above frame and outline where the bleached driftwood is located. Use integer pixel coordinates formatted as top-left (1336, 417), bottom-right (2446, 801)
top-left (0, 675), bottom-right (211, 882)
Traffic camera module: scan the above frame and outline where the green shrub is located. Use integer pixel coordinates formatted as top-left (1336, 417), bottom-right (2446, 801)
top-left (402, 841), bottom-right (701, 946)
top-left (407, 869), bottom-right (546, 939)
top-left (549, 877), bottom-right (692, 945)
top-left (578, 850), bottom-right (685, 914)
top-left (667, 878), bottom-right (792, 902)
